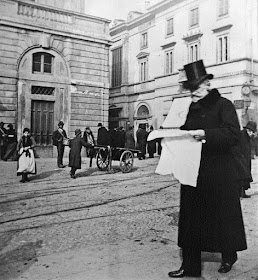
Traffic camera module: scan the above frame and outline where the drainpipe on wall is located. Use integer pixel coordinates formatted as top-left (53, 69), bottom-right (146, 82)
top-left (250, 0), bottom-right (254, 84)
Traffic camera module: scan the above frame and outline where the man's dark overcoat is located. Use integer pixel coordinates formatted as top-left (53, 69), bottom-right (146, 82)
top-left (136, 128), bottom-right (148, 155)
top-left (69, 135), bottom-right (91, 169)
top-left (97, 127), bottom-right (110, 146)
top-left (178, 89), bottom-right (247, 253)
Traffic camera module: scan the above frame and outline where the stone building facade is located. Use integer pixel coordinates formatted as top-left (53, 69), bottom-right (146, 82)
top-left (0, 0), bottom-right (110, 157)
top-left (109, 0), bottom-right (258, 132)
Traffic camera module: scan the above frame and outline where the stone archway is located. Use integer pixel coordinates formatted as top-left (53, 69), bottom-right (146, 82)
top-left (134, 103), bottom-right (152, 131)
top-left (17, 47), bottom-right (70, 157)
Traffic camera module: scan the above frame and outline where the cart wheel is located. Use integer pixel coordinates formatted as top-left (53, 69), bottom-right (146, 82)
top-left (96, 149), bottom-right (110, 171)
top-left (120, 150), bottom-right (134, 173)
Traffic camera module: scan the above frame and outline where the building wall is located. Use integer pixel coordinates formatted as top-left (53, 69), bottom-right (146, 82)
top-left (109, 0), bottom-right (258, 132)
top-left (0, 0), bottom-right (110, 157)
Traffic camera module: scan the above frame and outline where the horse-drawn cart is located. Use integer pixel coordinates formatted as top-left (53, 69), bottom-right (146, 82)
top-left (92, 145), bottom-right (139, 173)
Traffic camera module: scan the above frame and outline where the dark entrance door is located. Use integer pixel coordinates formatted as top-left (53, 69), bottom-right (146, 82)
top-left (31, 100), bottom-right (54, 146)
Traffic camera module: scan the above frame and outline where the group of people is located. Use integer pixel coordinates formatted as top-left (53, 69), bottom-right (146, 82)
top-left (49, 121), bottom-right (163, 179)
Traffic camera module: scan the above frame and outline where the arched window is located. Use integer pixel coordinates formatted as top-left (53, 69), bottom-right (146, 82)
top-left (137, 105), bottom-right (149, 119)
top-left (32, 52), bottom-right (53, 74)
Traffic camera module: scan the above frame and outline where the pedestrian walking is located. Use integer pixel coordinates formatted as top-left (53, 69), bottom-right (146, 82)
top-left (156, 126), bottom-right (163, 156)
top-left (168, 60), bottom-right (247, 278)
top-left (125, 126), bottom-right (135, 149)
top-left (69, 129), bottom-right (93, 179)
top-left (52, 121), bottom-right (68, 168)
top-left (17, 128), bottom-right (36, 183)
top-left (136, 124), bottom-right (148, 160)
top-left (234, 121), bottom-right (257, 198)
top-left (3, 124), bottom-right (17, 161)
top-left (147, 126), bottom-right (156, 158)
top-left (0, 121), bottom-right (7, 160)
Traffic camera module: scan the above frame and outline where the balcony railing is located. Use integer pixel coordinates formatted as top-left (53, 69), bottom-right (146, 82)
top-left (17, 2), bottom-right (73, 24)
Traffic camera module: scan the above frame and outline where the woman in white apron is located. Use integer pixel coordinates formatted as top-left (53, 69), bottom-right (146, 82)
top-left (17, 128), bottom-right (36, 182)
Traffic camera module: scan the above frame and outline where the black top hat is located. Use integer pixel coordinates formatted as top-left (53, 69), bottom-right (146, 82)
top-left (244, 121), bottom-right (257, 132)
top-left (97, 123), bottom-right (102, 127)
top-left (58, 121), bottom-right (64, 126)
top-left (182, 60), bottom-right (213, 91)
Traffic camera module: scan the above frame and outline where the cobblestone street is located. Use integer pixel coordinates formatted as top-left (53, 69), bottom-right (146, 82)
top-left (0, 156), bottom-right (258, 280)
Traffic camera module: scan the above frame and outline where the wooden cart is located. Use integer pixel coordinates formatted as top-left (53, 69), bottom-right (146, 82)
top-left (93, 145), bottom-right (139, 173)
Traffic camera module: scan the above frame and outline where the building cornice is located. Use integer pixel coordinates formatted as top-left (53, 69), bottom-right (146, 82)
top-left (161, 41), bottom-right (176, 49)
top-left (212, 24), bottom-right (233, 33)
top-left (110, 0), bottom-right (183, 36)
top-left (182, 29), bottom-right (203, 41)
top-left (136, 52), bottom-right (150, 59)
top-left (0, 19), bottom-right (112, 45)
top-left (14, 0), bottom-right (111, 24)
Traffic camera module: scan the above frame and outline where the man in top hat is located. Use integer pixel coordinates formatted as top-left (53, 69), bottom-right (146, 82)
top-left (52, 121), bottom-right (68, 168)
top-left (168, 60), bottom-right (247, 278)
top-left (68, 128), bottom-right (93, 179)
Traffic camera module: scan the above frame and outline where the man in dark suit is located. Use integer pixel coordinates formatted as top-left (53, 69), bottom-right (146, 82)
top-left (69, 129), bottom-right (93, 178)
top-left (52, 121), bottom-right (68, 168)
top-left (168, 60), bottom-right (247, 278)
top-left (97, 123), bottom-right (109, 146)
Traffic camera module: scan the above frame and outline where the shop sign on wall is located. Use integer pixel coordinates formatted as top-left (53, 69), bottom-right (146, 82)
top-left (233, 99), bottom-right (244, 109)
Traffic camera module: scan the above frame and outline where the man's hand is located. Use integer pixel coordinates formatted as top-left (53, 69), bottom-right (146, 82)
top-left (188, 130), bottom-right (205, 141)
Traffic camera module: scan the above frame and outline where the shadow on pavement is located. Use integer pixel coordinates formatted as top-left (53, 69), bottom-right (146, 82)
top-left (0, 240), bottom-right (43, 280)
top-left (29, 169), bottom-right (63, 181)
top-left (76, 167), bottom-right (99, 177)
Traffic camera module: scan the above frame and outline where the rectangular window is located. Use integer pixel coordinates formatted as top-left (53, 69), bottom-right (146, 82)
top-left (188, 42), bottom-right (199, 63)
top-left (166, 18), bottom-right (174, 36)
top-left (190, 7), bottom-right (199, 27)
top-left (140, 59), bottom-right (148, 82)
top-left (31, 86), bottom-right (55, 95)
top-left (141, 32), bottom-right (148, 49)
top-left (32, 53), bottom-right (53, 74)
top-left (165, 50), bottom-right (173, 74)
top-left (218, 0), bottom-right (229, 17)
top-left (111, 47), bottom-right (122, 87)
top-left (217, 35), bottom-right (229, 63)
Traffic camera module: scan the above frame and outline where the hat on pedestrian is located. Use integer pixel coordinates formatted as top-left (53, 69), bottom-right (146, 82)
top-left (75, 128), bottom-right (81, 136)
top-left (23, 128), bottom-right (30, 133)
top-left (182, 60), bottom-right (214, 91)
top-left (58, 121), bottom-right (64, 126)
top-left (244, 121), bottom-right (257, 132)
top-left (7, 124), bottom-right (13, 129)
top-left (97, 123), bottom-right (102, 127)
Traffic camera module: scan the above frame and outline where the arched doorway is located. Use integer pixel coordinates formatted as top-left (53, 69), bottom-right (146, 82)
top-left (17, 47), bottom-right (70, 157)
top-left (134, 104), bottom-right (151, 131)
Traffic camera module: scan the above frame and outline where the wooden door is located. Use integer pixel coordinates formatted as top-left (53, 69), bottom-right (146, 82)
top-left (31, 100), bottom-right (54, 145)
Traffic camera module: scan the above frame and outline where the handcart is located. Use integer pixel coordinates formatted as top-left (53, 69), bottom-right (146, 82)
top-left (92, 145), bottom-right (139, 173)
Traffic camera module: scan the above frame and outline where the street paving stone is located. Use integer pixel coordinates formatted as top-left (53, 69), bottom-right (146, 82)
top-left (0, 157), bottom-right (258, 280)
